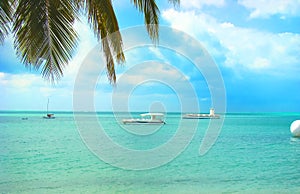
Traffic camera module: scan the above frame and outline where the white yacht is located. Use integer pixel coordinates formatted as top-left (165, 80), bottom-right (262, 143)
top-left (122, 113), bottom-right (165, 124)
top-left (183, 108), bottom-right (220, 119)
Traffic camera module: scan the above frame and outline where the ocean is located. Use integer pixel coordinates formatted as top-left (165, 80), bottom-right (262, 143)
top-left (1, 111), bottom-right (300, 193)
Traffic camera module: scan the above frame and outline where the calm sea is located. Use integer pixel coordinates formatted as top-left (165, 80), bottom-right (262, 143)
top-left (1, 111), bottom-right (300, 193)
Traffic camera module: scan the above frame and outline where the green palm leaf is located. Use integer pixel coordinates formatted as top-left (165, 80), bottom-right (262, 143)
top-left (85, 0), bottom-right (125, 83)
top-left (131, 0), bottom-right (160, 42)
top-left (168, 0), bottom-right (180, 6)
top-left (0, 0), bottom-right (11, 44)
top-left (13, 0), bottom-right (78, 82)
top-left (3, 0), bottom-right (180, 83)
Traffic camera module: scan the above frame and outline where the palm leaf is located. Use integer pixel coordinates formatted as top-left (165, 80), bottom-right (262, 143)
top-left (131, 0), bottom-right (160, 42)
top-left (131, 0), bottom-right (179, 42)
top-left (84, 0), bottom-right (180, 83)
top-left (9, 0), bottom-right (180, 83)
top-left (168, 0), bottom-right (180, 6)
top-left (13, 0), bottom-right (78, 82)
top-left (85, 0), bottom-right (125, 83)
top-left (0, 0), bottom-right (11, 44)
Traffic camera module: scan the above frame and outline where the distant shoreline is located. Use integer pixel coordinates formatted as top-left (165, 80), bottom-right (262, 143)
top-left (1, 110), bottom-right (300, 115)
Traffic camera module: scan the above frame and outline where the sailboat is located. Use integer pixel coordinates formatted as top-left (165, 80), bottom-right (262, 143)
top-left (43, 98), bottom-right (55, 119)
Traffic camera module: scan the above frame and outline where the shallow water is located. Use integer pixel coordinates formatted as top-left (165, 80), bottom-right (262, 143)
top-left (1, 111), bottom-right (300, 193)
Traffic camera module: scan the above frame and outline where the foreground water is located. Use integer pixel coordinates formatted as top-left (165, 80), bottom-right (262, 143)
top-left (1, 111), bottom-right (300, 193)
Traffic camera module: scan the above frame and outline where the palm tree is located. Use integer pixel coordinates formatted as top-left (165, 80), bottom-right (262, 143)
top-left (0, 0), bottom-right (179, 83)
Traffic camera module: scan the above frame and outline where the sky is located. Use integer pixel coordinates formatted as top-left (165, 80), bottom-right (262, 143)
top-left (0, 0), bottom-right (300, 112)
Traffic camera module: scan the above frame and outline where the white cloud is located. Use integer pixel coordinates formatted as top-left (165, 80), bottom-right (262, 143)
top-left (238, 0), bottom-right (300, 18)
top-left (251, 58), bottom-right (270, 69)
top-left (162, 9), bottom-right (300, 77)
top-left (111, 61), bottom-right (199, 112)
top-left (0, 72), bottom-right (57, 110)
top-left (221, 22), bottom-right (235, 28)
top-left (181, 0), bottom-right (225, 10)
top-left (148, 47), bottom-right (171, 64)
top-left (116, 61), bottom-right (189, 87)
top-left (0, 73), bottom-right (40, 89)
top-left (162, 9), bottom-right (224, 58)
top-left (0, 72), bottom-right (4, 79)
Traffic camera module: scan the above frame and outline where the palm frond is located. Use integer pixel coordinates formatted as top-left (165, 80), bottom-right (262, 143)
top-left (131, 0), bottom-right (160, 42)
top-left (0, 0), bottom-right (11, 44)
top-left (13, 0), bottom-right (78, 82)
top-left (168, 0), bottom-right (180, 7)
top-left (85, 0), bottom-right (125, 83)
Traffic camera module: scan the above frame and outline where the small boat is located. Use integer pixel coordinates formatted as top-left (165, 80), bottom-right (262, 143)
top-left (122, 113), bottom-right (165, 124)
top-left (183, 108), bottom-right (220, 119)
top-left (43, 98), bottom-right (55, 119)
top-left (43, 113), bottom-right (55, 119)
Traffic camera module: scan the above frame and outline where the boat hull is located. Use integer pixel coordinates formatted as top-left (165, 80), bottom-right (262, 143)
top-left (182, 114), bottom-right (220, 119)
top-left (122, 119), bottom-right (165, 124)
top-left (43, 116), bottom-right (55, 119)
top-left (43, 114), bottom-right (55, 119)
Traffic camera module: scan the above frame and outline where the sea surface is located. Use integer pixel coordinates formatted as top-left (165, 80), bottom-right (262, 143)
top-left (1, 111), bottom-right (300, 193)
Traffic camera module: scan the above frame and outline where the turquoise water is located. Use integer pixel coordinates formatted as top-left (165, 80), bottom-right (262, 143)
top-left (1, 111), bottom-right (300, 193)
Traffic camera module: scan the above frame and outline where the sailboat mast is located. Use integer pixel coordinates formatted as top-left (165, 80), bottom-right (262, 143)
top-left (43, 98), bottom-right (55, 119)
top-left (47, 98), bottom-right (49, 114)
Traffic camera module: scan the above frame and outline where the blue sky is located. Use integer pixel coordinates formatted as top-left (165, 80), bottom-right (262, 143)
top-left (0, 0), bottom-right (300, 112)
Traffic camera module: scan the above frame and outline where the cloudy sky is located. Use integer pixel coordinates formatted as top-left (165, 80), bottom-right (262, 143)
top-left (0, 0), bottom-right (299, 112)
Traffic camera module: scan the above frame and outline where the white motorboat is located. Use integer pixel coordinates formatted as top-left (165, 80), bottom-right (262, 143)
top-left (122, 113), bottom-right (165, 124)
top-left (183, 108), bottom-right (220, 119)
